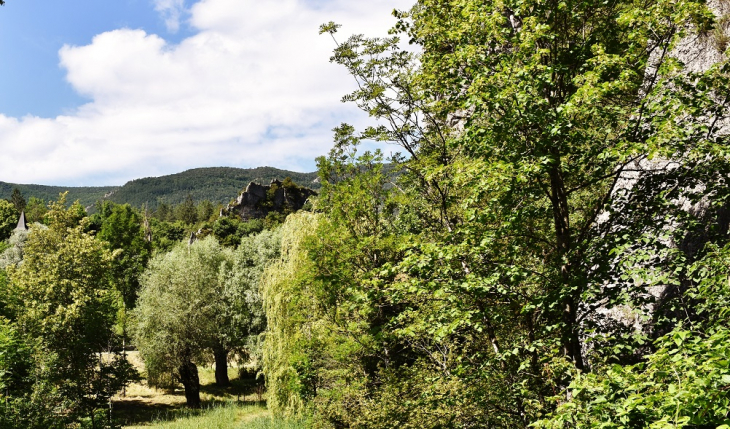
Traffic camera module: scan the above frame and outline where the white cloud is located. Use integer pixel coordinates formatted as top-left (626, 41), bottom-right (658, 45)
top-left (153, 0), bottom-right (187, 33)
top-left (0, 0), bottom-right (415, 186)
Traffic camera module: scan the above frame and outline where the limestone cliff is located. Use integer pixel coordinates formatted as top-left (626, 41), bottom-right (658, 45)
top-left (221, 178), bottom-right (316, 220)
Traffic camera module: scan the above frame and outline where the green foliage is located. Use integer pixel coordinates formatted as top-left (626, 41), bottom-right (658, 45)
top-left (0, 322), bottom-right (67, 428)
top-left (206, 217), bottom-right (266, 248)
top-left (263, 211), bottom-right (286, 229)
top-left (6, 193), bottom-right (134, 422)
top-left (238, 218), bottom-right (265, 239)
top-left (132, 237), bottom-right (235, 405)
top-left (149, 218), bottom-right (187, 252)
top-left (9, 187), bottom-right (25, 212)
top-left (223, 228), bottom-right (281, 369)
top-left (198, 199), bottom-right (216, 223)
top-left (24, 197), bottom-right (47, 224)
top-left (86, 200), bottom-right (116, 232)
top-left (0, 199), bottom-right (19, 241)
top-left (538, 244), bottom-right (730, 427)
top-left (211, 217), bottom-right (241, 246)
top-left (261, 212), bottom-right (323, 417)
top-left (156, 201), bottom-right (174, 222)
top-left (96, 203), bottom-right (152, 310)
top-left (105, 167), bottom-right (320, 210)
top-left (134, 229), bottom-right (280, 402)
top-left (177, 194), bottom-right (199, 225)
top-left (0, 269), bottom-right (8, 319)
top-left (0, 372), bottom-right (65, 429)
top-left (537, 328), bottom-right (730, 428)
top-left (266, 0), bottom-right (730, 426)
top-left (42, 192), bottom-right (87, 228)
top-left (0, 317), bottom-right (32, 394)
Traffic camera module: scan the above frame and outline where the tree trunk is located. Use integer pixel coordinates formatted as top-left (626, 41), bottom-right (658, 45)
top-left (549, 159), bottom-right (585, 371)
top-left (178, 360), bottom-right (201, 408)
top-left (214, 346), bottom-right (230, 386)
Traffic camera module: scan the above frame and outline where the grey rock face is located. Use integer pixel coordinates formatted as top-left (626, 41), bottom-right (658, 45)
top-left (579, 2), bottom-right (730, 360)
top-left (221, 179), bottom-right (316, 220)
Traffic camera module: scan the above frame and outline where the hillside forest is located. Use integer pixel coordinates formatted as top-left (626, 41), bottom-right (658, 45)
top-left (0, 166), bottom-right (320, 210)
top-left (2, 0), bottom-right (730, 428)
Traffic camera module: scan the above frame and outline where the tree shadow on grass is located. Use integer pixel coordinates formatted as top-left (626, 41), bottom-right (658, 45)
top-left (112, 399), bottom-right (185, 426)
top-left (200, 372), bottom-right (265, 402)
top-left (113, 397), bottom-right (268, 426)
top-left (112, 374), bottom-right (266, 426)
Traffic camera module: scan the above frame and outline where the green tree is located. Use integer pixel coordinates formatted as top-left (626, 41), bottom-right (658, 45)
top-left (155, 201), bottom-right (172, 222)
top-left (24, 197), bottom-right (47, 224)
top-left (261, 212), bottom-right (323, 416)
top-left (7, 193), bottom-right (134, 423)
top-left (96, 202), bottom-right (152, 377)
top-left (9, 187), bottom-right (26, 213)
top-left (86, 200), bottom-right (117, 233)
top-left (97, 203), bottom-right (151, 310)
top-left (0, 269), bottom-right (9, 319)
top-left (198, 199), bottom-right (215, 223)
top-left (291, 0), bottom-right (730, 425)
top-left (0, 199), bottom-right (19, 241)
top-left (537, 243), bottom-right (730, 428)
top-left (0, 318), bottom-right (65, 429)
top-left (177, 193), bottom-right (198, 225)
top-left (215, 228), bottom-right (281, 385)
top-left (237, 218), bottom-right (264, 237)
top-left (132, 237), bottom-right (233, 407)
top-left (211, 217), bottom-right (243, 248)
top-left (149, 218), bottom-right (186, 252)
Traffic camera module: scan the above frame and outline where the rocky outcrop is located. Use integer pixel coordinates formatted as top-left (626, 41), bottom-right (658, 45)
top-left (220, 179), bottom-right (316, 220)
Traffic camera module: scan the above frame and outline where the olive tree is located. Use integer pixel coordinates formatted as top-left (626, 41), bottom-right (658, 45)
top-left (133, 228), bottom-right (281, 401)
top-left (132, 237), bottom-right (233, 407)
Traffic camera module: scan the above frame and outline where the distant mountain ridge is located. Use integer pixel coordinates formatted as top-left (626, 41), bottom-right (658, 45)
top-left (0, 182), bottom-right (117, 208)
top-left (0, 166), bottom-right (320, 210)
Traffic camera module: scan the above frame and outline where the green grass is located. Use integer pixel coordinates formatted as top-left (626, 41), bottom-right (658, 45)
top-left (124, 403), bottom-right (305, 429)
top-left (114, 352), bottom-right (296, 428)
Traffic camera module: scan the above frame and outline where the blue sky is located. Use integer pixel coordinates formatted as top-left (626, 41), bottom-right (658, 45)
top-left (0, 0), bottom-right (194, 117)
top-left (0, 0), bottom-right (413, 186)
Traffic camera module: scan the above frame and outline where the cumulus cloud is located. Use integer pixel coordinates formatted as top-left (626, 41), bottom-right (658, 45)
top-left (153, 0), bottom-right (187, 33)
top-left (0, 0), bottom-right (414, 186)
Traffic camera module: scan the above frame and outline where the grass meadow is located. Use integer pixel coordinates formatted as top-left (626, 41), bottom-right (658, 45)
top-left (113, 352), bottom-right (303, 429)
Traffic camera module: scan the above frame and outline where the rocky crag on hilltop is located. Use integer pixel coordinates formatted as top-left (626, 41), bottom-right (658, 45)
top-left (221, 178), bottom-right (317, 220)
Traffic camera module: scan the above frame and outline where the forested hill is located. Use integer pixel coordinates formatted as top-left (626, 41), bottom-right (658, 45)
top-left (103, 167), bottom-right (319, 209)
top-left (0, 182), bottom-right (117, 208)
top-left (0, 166), bottom-right (319, 209)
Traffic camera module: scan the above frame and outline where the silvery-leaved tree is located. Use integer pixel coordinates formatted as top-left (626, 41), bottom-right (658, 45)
top-left (133, 237), bottom-right (233, 408)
